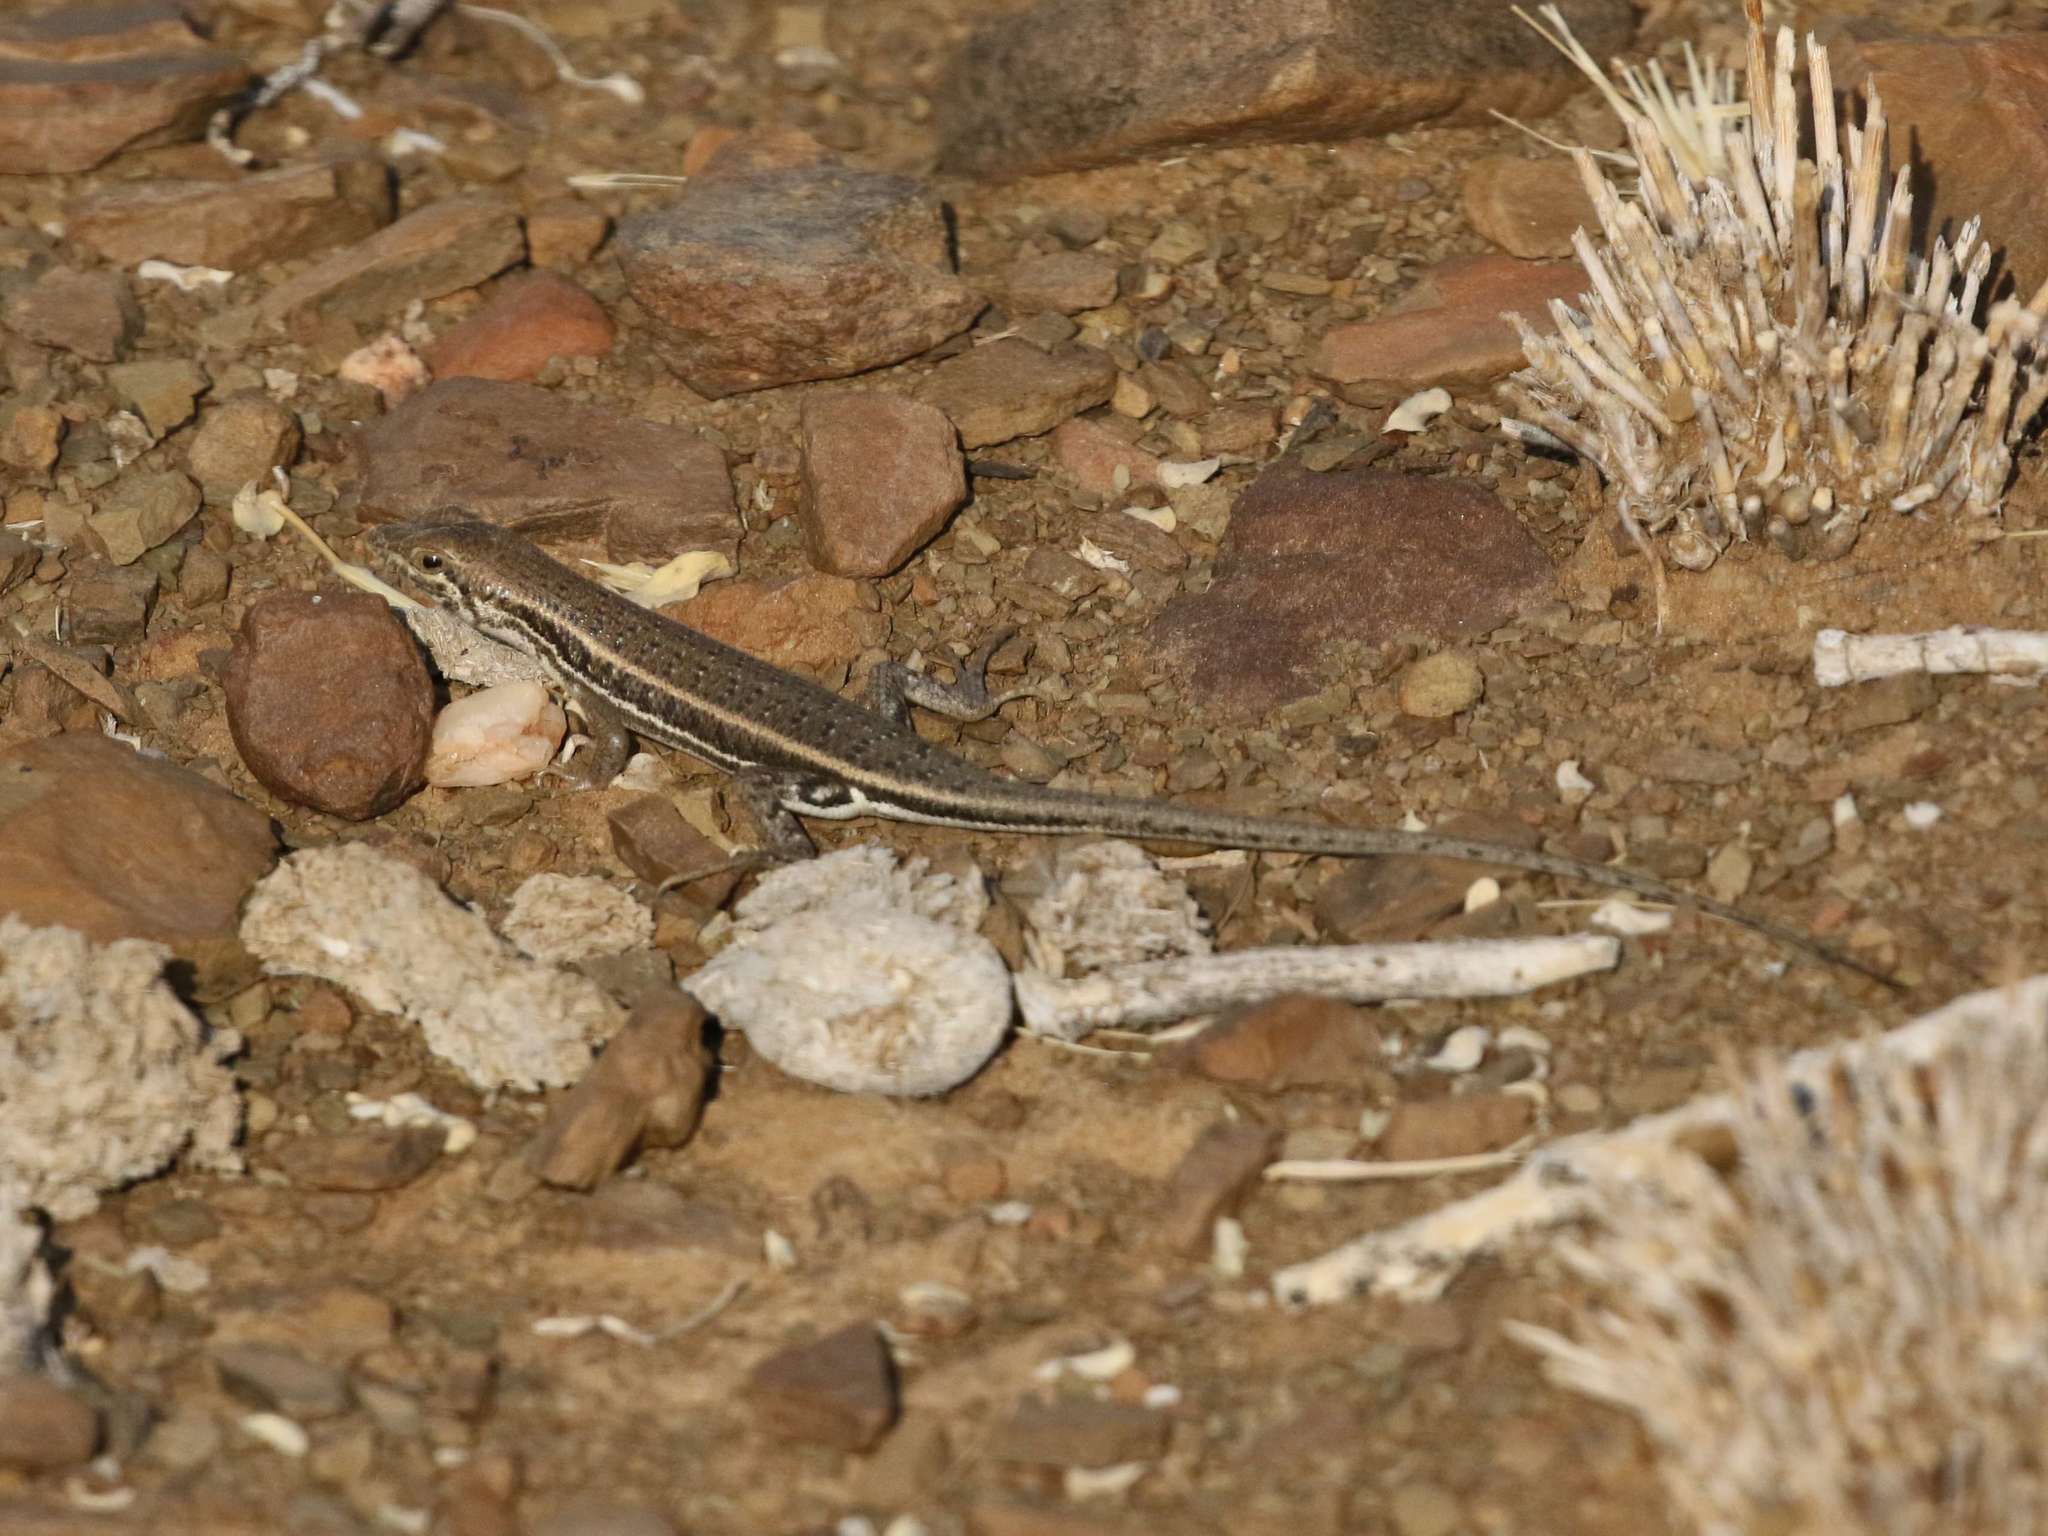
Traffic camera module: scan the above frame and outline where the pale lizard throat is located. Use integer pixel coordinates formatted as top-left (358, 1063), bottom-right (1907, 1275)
top-left (367, 518), bottom-right (1895, 988)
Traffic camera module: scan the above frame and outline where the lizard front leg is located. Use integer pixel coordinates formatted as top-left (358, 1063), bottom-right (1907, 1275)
top-left (865, 627), bottom-right (1034, 729)
top-left (549, 687), bottom-right (637, 789)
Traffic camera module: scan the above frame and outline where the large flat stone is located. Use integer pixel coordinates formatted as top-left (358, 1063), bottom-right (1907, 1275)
top-left (67, 156), bottom-right (395, 270)
top-left (936, 0), bottom-right (1633, 178)
top-left (256, 198), bottom-right (524, 330)
top-left (1148, 463), bottom-right (1554, 716)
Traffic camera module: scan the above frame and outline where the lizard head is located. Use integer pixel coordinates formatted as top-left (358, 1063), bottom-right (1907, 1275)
top-left (366, 514), bottom-right (522, 629)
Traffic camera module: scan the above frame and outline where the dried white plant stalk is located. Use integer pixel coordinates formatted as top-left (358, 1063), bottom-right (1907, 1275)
top-left (1501, 11), bottom-right (2048, 573)
top-left (1508, 979), bottom-right (2048, 1535)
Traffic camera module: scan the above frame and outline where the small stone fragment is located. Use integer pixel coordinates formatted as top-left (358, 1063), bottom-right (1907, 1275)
top-left (1398, 652), bottom-right (1484, 719)
top-left (90, 468), bottom-right (201, 565)
top-left (917, 337), bottom-right (1117, 448)
top-left (187, 391), bottom-right (302, 496)
top-left (937, 0), bottom-right (1632, 177)
top-left (356, 379), bottom-right (738, 561)
top-left (1137, 359), bottom-right (1211, 417)
top-left (273, 1127), bottom-right (446, 1192)
top-left (1837, 672), bottom-right (1938, 733)
top-left (1461, 155), bottom-right (1598, 260)
top-left (0, 401), bottom-right (63, 475)
top-left (798, 391), bottom-right (966, 576)
top-left (224, 590), bottom-right (436, 820)
top-left (0, 1376), bottom-right (101, 1471)
top-left (1051, 417), bottom-right (1161, 500)
top-left (993, 1396), bottom-right (1168, 1467)
top-left (257, 198), bottom-right (525, 330)
top-left (3, 266), bottom-right (140, 362)
top-left (67, 156), bottom-right (394, 269)
top-left (1388, 1480), bottom-right (1464, 1536)
top-left (0, 3), bottom-right (249, 175)
top-left (1314, 811), bottom-right (1538, 943)
top-left (1155, 1120), bottom-right (1278, 1253)
top-left (1376, 1093), bottom-right (1534, 1161)
top-left (527, 993), bottom-right (712, 1190)
top-left (424, 271), bottom-right (615, 383)
top-left (525, 198), bottom-right (610, 268)
top-left (213, 1344), bottom-right (351, 1421)
top-left (105, 358), bottom-right (208, 438)
top-left (606, 795), bottom-right (739, 903)
top-left (1172, 994), bottom-right (1381, 1089)
top-left (999, 250), bottom-right (1120, 314)
top-left (527, 1501), bottom-right (676, 1536)
top-left (64, 560), bottom-right (158, 645)
top-left (618, 158), bottom-right (982, 396)
top-left (672, 571), bottom-right (865, 673)
top-left (746, 1322), bottom-right (898, 1451)
top-left (1150, 464), bottom-right (1552, 715)
top-left (1309, 254), bottom-right (1589, 401)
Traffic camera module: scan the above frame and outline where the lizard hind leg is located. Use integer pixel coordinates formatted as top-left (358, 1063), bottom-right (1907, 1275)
top-left (865, 627), bottom-right (1035, 728)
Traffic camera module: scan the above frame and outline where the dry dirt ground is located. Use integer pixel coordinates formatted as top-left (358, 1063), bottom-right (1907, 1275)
top-left (4, 1), bottom-right (2048, 1533)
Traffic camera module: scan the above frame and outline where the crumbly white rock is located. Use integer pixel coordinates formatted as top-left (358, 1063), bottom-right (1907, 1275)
top-left (0, 1189), bottom-right (54, 1372)
top-left (711, 844), bottom-right (990, 946)
top-left (500, 873), bottom-right (654, 964)
top-left (239, 844), bottom-right (621, 1091)
top-left (1010, 840), bottom-right (1211, 979)
top-left (0, 919), bottom-right (244, 1222)
top-left (1502, 19), bottom-right (2048, 573)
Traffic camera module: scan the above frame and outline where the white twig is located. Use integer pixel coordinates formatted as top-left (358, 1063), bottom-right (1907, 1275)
top-left (1014, 935), bottom-right (1621, 1042)
top-left (1813, 626), bottom-right (2048, 685)
top-left (1265, 1150), bottom-right (1527, 1181)
top-left (1272, 974), bottom-right (2048, 1307)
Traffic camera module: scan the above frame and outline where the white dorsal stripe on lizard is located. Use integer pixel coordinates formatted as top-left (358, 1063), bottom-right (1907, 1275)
top-left (366, 516), bottom-right (1895, 988)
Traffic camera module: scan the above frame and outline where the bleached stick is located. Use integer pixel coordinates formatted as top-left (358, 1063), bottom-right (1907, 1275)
top-left (1014, 935), bottom-right (1621, 1042)
top-left (1813, 626), bottom-right (2048, 686)
top-left (1272, 975), bottom-right (2048, 1308)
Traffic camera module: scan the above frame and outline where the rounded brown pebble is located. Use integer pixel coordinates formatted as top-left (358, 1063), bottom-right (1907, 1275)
top-left (797, 391), bottom-right (966, 576)
top-left (0, 1375), bottom-right (102, 1471)
top-left (224, 590), bottom-right (434, 820)
top-left (187, 390), bottom-right (302, 494)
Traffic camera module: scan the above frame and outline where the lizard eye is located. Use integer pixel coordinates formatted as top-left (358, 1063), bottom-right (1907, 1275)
top-left (416, 552), bottom-right (445, 572)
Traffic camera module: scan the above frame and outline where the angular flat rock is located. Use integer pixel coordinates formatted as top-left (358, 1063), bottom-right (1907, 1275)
top-left (0, 733), bottom-right (276, 996)
top-left (798, 392), bottom-right (966, 576)
top-left (3, 265), bottom-right (140, 362)
top-left (1308, 253), bottom-right (1588, 401)
top-left (256, 197), bottom-right (525, 330)
top-left (617, 161), bottom-right (982, 397)
top-left (914, 337), bottom-right (1116, 448)
top-left (936, 0), bottom-right (1633, 178)
top-left (423, 271), bottom-right (616, 384)
top-left (67, 156), bottom-right (395, 270)
top-left (1147, 463), bottom-right (1554, 716)
top-left (1461, 154), bottom-right (1598, 260)
top-left (0, 3), bottom-right (249, 174)
top-left (355, 378), bottom-right (739, 559)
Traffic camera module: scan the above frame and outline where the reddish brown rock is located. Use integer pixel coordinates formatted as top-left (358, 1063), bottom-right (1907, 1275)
top-left (1171, 994), bottom-right (1381, 1089)
top-left (1461, 154), bottom-right (1597, 260)
top-left (0, 733), bottom-right (276, 991)
top-left (0, 3), bottom-right (249, 175)
top-left (746, 1323), bottom-right (898, 1451)
top-left (1154, 1119), bottom-right (1278, 1253)
top-left (356, 379), bottom-right (738, 561)
top-left (916, 337), bottom-right (1117, 448)
top-left (0, 400), bottom-right (63, 475)
top-left (1376, 1092), bottom-right (1535, 1161)
top-left (187, 391), bottom-right (302, 496)
top-left (671, 572), bottom-right (865, 675)
top-left (1308, 253), bottom-right (1588, 401)
top-left (1148, 464), bottom-right (1554, 715)
top-left (0, 1376), bottom-right (101, 1472)
top-left (223, 590), bottom-right (435, 820)
top-left (1050, 416), bottom-right (1161, 499)
top-left (525, 198), bottom-right (609, 269)
top-left (62, 560), bottom-right (157, 645)
top-left (424, 271), bottom-right (616, 383)
top-left (998, 250), bottom-right (1120, 314)
top-left (67, 156), bottom-right (394, 270)
top-left (1314, 811), bottom-right (1541, 942)
top-left (2, 266), bottom-right (140, 362)
top-left (257, 197), bottom-right (525, 330)
top-left (90, 467), bottom-right (201, 565)
top-left (936, 0), bottom-right (1632, 178)
top-left (617, 161), bottom-right (982, 396)
top-left (1831, 29), bottom-right (2048, 300)
top-left (798, 392), bottom-right (966, 576)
